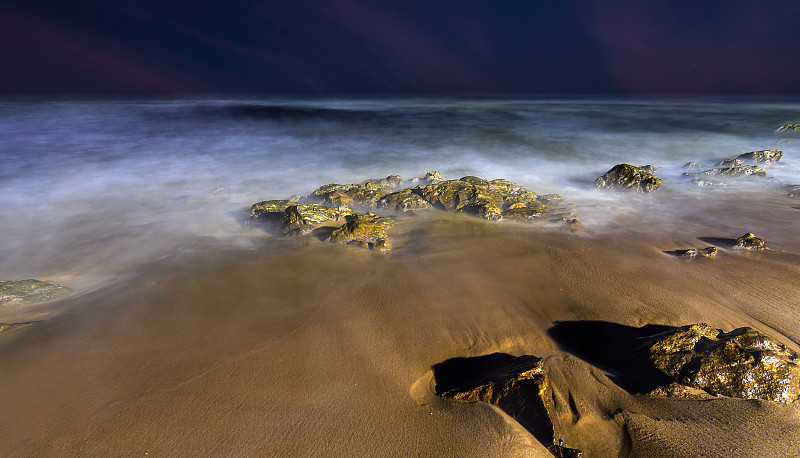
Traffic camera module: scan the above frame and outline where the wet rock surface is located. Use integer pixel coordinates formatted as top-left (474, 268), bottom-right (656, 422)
top-left (640, 324), bottom-right (800, 403)
top-left (731, 232), bottom-right (769, 250)
top-left (776, 123), bottom-right (800, 134)
top-left (595, 164), bottom-right (661, 192)
top-left (434, 353), bottom-right (582, 457)
top-left (736, 149), bottom-right (783, 164)
top-left (0, 279), bottom-right (70, 305)
top-left (676, 247), bottom-right (717, 258)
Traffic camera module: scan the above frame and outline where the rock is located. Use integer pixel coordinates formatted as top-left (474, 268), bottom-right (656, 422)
top-left (676, 247), bottom-right (717, 257)
top-left (0, 279), bottom-right (70, 305)
top-left (377, 188), bottom-right (433, 212)
top-left (249, 199), bottom-right (298, 223)
top-left (716, 158), bottom-right (743, 168)
top-left (682, 162), bottom-right (702, 171)
top-left (732, 232), bottom-right (768, 250)
top-left (562, 218), bottom-right (583, 232)
top-left (642, 324), bottom-right (800, 403)
top-left (415, 178), bottom-right (503, 213)
top-left (325, 214), bottom-right (394, 251)
top-left (696, 165), bottom-right (766, 178)
top-left (639, 165), bottom-right (657, 175)
top-left (776, 123), bottom-right (800, 134)
top-left (786, 185), bottom-right (800, 198)
top-left (595, 164), bottom-right (662, 192)
top-left (736, 149), bottom-right (783, 164)
top-left (308, 180), bottom-right (394, 208)
top-left (410, 170), bottom-right (444, 186)
top-left (250, 201), bottom-right (353, 230)
top-left (647, 382), bottom-right (714, 399)
top-left (363, 174), bottom-right (403, 187)
top-left (456, 200), bottom-right (504, 220)
top-left (434, 353), bottom-right (582, 457)
top-left (691, 178), bottom-right (727, 188)
top-left (502, 203), bottom-right (549, 221)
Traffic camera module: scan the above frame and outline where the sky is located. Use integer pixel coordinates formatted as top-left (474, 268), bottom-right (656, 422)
top-left (1, 0), bottom-right (799, 95)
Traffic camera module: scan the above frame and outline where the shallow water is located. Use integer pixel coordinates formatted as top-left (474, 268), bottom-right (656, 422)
top-left (1, 96), bottom-right (798, 284)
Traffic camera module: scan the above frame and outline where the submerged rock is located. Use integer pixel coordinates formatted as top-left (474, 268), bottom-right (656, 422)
top-left (731, 232), bottom-right (768, 250)
top-left (676, 247), bottom-right (717, 258)
top-left (736, 149), bottom-right (783, 164)
top-left (0, 280), bottom-right (70, 305)
top-left (250, 201), bottom-right (353, 232)
top-left (682, 162), bottom-right (702, 171)
top-left (642, 324), bottom-right (800, 403)
top-left (639, 165), bottom-right (658, 175)
top-left (716, 158), bottom-right (744, 168)
top-left (786, 185), bottom-right (800, 198)
top-left (595, 164), bottom-right (662, 193)
top-left (434, 353), bottom-right (582, 457)
top-left (409, 170), bottom-right (443, 186)
top-left (699, 165), bottom-right (766, 178)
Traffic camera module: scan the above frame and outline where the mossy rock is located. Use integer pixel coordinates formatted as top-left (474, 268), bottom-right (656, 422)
top-left (308, 181), bottom-right (392, 208)
top-left (457, 200), bottom-right (503, 220)
top-left (325, 217), bottom-right (392, 251)
top-left (716, 158), bottom-right (744, 167)
top-left (502, 204), bottom-right (548, 221)
top-left (698, 165), bottom-right (766, 178)
top-left (249, 199), bottom-right (298, 222)
top-left (776, 123), bottom-right (800, 135)
top-left (378, 188), bottom-right (432, 212)
top-left (642, 324), bottom-right (800, 403)
top-left (736, 149), bottom-right (783, 164)
top-left (596, 164), bottom-right (662, 192)
top-left (0, 279), bottom-right (70, 305)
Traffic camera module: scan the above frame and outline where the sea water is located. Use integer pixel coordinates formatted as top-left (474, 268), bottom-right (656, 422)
top-left (1, 96), bottom-right (798, 283)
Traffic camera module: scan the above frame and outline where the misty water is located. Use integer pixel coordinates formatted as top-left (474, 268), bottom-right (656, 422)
top-left (1, 96), bottom-right (798, 285)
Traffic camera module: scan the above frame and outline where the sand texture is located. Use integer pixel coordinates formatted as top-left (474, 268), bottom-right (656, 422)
top-left (1, 191), bottom-right (800, 456)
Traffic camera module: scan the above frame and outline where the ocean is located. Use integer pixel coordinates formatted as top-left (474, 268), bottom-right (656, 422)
top-left (1, 96), bottom-right (798, 285)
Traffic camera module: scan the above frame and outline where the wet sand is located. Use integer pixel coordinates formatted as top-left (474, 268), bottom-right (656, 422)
top-left (1, 190), bottom-right (800, 456)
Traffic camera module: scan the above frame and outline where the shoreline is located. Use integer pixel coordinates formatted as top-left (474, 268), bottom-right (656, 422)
top-left (1, 210), bottom-right (799, 455)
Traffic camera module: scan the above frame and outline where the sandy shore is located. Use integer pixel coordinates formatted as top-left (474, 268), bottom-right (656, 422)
top-left (1, 189), bottom-right (800, 456)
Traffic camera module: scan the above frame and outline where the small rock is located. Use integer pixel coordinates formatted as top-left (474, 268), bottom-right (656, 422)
top-left (595, 164), bottom-right (662, 192)
top-left (786, 185), bottom-right (800, 198)
top-left (677, 247), bottom-right (717, 257)
top-left (562, 218), bottom-right (583, 232)
top-left (0, 280), bottom-right (70, 305)
top-left (697, 165), bottom-right (766, 178)
top-left (731, 232), bottom-right (768, 250)
top-left (776, 123), bottom-right (800, 134)
top-left (716, 158), bottom-right (744, 168)
top-left (325, 215), bottom-right (393, 250)
top-left (736, 149), bottom-right (783, 164)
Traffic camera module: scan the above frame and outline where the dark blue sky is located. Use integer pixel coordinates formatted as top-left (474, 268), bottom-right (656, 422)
top-left (2, 0), bottom-right (799, 95)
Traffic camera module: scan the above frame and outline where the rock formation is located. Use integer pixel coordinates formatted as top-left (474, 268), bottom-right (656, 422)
top-left (776, 123), bottom-right (800, 134)
top-left (595, 164), bottom-right (661, 192)
top-left (736, 149), bottom-right (782, 164)
top-left (641, 324), bottom-right (800, 403)
top-left (434, 353), bottom-right (582, 457)
top-left (676, 247), bottom-right (717, 258)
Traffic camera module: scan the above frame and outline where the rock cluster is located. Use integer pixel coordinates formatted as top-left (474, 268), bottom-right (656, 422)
top-left (0, 279), bottom-right (70, 306)
top-left (776, 123), bottom-right (800, 134)
top-left (434, 353), bottom-right (582, 457)
top-left (678, 149), bottom-right (782, 187)
top-left (641, 324), bottom-right (800, 403)
top-left (676, 247), bottom-right (717, 258)
top-left (595, 164), bottom-right (661, 192)
top-left (250, 172), bottom-right (579, 251)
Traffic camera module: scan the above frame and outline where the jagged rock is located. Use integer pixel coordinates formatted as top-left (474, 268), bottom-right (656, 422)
top-left (434, 353), bottom-right (582, 457)
top-left (409, 170), bottom-right (443, 186)
top-left (502, 203), bottom-right (549, 221)
top-left (595, 164), bottom-right (662, 192)
top-left (696, 165), bottom-right (766, 178)
top-left (639, 165), bottom-right (657, 175)
top-left (716, 158), bottom-right (744, 168)
top-left (307, 179), bottom-right (398, 208)
top-left (325, 214), bottom-right (394, 251)
top-left (737, 149), bottom-right (783, 164)
top-left (250, 201), bottom-right (353, 229)
top-left (378, 188), bottom-right (433, 212)
top-left (776, 123), bottom-right (800, 134)
top-left (732, 232), bottom-right (768, 250)
top-left (676, 247), bottom-right (717, 258)
top-left (416, 178), bottom-right (503, 212)
top-left (641, 324), bottom-right (800, 403)
top-left (0, 280), bottom-right (70, 305)
top-left (456, 200), bottom-right (503, 220)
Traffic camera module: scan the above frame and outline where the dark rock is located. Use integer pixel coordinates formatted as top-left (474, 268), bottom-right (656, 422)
top-left (677, 247), bottom-right (717, 258)
top-left (502, 204), bottom-right (548, 221)
top-left (377, 188), bottom-right (433, 212)
top-left (736, 149), bottom-right (783, 164)
top-left (325, 214), bottom-right (394, 251)
top-left (595, 164), bottom-right (662, 192)
top-left (434, 353), bottom-right (582, 456)
top-left (0, 279), bottom-right (70, 305)
top-left (731, 232), bottom-right (768, 250)
top-left (250, 201), bottom-right (354, 231)
top-left (641, 324), bottom-right (800, 403)
top-left (308, 179), bottom-right (397, 208)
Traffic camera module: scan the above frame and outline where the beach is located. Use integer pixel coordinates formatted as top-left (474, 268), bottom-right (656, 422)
top-left (1, 98), bottom-right (799, 456)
